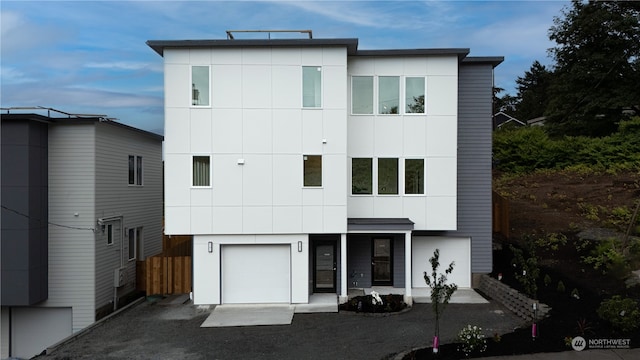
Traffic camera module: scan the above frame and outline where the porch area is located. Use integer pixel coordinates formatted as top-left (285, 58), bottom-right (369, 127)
top-left (348, 287), bottom-right (488, 304)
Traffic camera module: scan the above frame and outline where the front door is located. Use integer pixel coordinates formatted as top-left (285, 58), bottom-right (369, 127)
top-left (313, 241), bottom-right (336, 293)
top-left (372, 238), bottom-right (393, 285)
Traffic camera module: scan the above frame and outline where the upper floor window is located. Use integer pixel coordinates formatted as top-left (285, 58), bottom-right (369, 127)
top-left (352, 76), bottom-right (374, 114)
top-left (405, 159), bottom-right (425, 194)
top-left (378, 76), bottom-right (399, 114)
top-left (303, 155), bottom-right (322, 187)
top-left (191, 66), bottom-right (210, 106)
top-left (405, 77), bottom-right (425, 114)
top-left (352, 158), bottom-right (373, 194)
top-left (302, 66), bottom-right (322, 108)
top-left (192, 156), bottom-right (211, 187)
top-left (128, 155), bottom-right (143, 186)
top-left (378, 158), bottom-right (398, 194)
top-left (106, 224), bottom-right (114, 245)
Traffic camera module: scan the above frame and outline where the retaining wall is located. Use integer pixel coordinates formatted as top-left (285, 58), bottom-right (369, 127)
top-left (478, 274), bottom-right (550, 321)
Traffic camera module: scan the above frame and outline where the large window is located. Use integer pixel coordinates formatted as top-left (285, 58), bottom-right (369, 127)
top-left (191, 66), bottom-right (210, 106)
top-left (303, 155), bottom-right (322, 187)
top-left (378, 158), bottom-right (398, 195)
top-left (405, 77), bottom-right (425, 113)
top-left (128, 155), bottom-right (143, 186)
top-left (302, 66), bottom-right (322, 108)
top-left (405, 159), bottom-right (425, 194)
top-left (352, 158), bottom-right (372, 194)
top-left (378, 76), bottom-right (399, 114)
top-left (192, 156), bottom-right (211, 187)
top-left (352, 76), bottom-right (374, 114)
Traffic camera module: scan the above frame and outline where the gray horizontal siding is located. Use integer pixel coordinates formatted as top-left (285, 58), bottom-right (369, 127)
top-left (94, 122), bottom-right (163, 309)
top-left (453, 63), bottom-right (494, 274)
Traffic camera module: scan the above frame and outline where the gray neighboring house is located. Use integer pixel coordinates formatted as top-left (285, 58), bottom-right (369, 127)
top-left (1, 109), bottom-right (163, 359)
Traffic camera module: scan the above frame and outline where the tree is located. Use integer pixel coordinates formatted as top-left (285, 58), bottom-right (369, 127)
top-left (514, 61), bottom-right (553, 121)
top-left (546, 0), bottom-right (640, 137)
top-left (424, 249), bottom-right (457, 353)
top-left (493, 87), bottom-right (518, 115)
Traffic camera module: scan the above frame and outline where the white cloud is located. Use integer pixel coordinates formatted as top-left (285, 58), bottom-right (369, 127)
top-left (0, 66), bottom-right (36, 84)
top-left (85, 61), bottom-right (163, 72)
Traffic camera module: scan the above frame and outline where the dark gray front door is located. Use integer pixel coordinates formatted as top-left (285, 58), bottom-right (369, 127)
top-left (372, 238), bottom-right (393, 285)
top-left (313, 242), bottom-right (336, 292)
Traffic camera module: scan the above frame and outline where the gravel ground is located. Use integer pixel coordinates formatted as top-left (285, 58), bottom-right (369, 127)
top-left (37, 299), bottom-right (524, 360)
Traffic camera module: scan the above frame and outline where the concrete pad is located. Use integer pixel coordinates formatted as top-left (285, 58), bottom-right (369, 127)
top-left (295, 293), bottom-right (338, 313)
top-left (412, 288), bottom-right (489, 304)
top-left (200, 304), bottom-right (294, 327)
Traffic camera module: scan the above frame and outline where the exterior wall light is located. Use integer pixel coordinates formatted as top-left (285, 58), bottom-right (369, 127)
top-left (208, 241), bottom-right (213, 253)
top-left (298, 241), bottom-right (302, 252)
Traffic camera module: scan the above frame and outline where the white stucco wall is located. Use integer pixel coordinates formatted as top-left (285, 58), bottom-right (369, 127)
top-left (347, 56), bottom-right (458, 230)
top-left (164, 46), bottom-right (348, 236)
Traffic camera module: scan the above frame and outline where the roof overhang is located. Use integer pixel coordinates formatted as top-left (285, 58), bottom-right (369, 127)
top-left (347, 218), bottom-right (415, 231)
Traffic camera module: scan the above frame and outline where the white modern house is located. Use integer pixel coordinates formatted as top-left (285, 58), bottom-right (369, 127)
top-left (1, 109), bottom-right (163, 359)
top-left (147, 32), bottom-right (502, 306)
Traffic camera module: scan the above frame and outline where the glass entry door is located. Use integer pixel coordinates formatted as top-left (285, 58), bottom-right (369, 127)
top-left (372, 238), bottom-right (393, 285)
top-left (313, 242), bottom-right (336, 292)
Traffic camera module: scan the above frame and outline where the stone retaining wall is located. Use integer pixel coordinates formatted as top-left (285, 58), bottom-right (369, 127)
top-left (478, 274), bottom-right (550, 321)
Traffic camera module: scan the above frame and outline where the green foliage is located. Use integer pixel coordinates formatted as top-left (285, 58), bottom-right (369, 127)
top-left (597, 296), bottom-right (640, 334)
top-left (510, 241), bottom-right (539, 298)
top-left (424, 249), bottom-right (457, 339)
top-left (456, 325), bottom-right (487, 358)
top-left (580, 238), bottom-right (628, 276)
top-left (543, 274), bottom-right (552, 287)
top-left (535, 232), bottom-right (568, 253)
top-left (570, 288), bottom-right (580, 300)
top-left (493, 117), bottom-right (640, 174)
top-left (557, 280), bottom-right (565, 293)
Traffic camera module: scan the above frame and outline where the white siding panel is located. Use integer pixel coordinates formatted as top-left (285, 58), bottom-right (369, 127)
top-left (191, 188), bottom-right (213, 207)
top-left (302, 205), bottom-right (323, 233)
top-left (347, 116), bottom-right (374, 156)
top-left (373, 58), bottom-right (400, 75)
top-left (164, 153), bottom-right (190, 207)
top-left (164, 107), bottom-right (190, 154)
top-left (272, 66), bottom-right (301, 109)
top-left (403, 58), bottom-right (428, 75)
top-left (190, 48), bottom-right (211, 63)
top-left (272, 48), bottom-right (302, 65)
top-left (212, 108), bottom-right (243, 154)
top-left (273, 155), bottom-right (302, 206)
top-left (190, 109), bottom-right (212, 153)
top-left (301, 110), bottom-right (323, 154)
top-left (427, 157), bottom-right (457, 196)
top-left (164, 49), bottom-right (189, 64)
top-left (165, 207), bottom-right (190, 234)
top-left (212, 154), bottom-right (243, 206)
top-left (212, 207), bottom-right (243, 233)
top-left (403, 117), bottom-right (427, 156)
top-left (242, 154), bottom-right (272, 206)
top-left (374, 118), bottom-right (403, 156)
top-left (273, 206), bottom-right (303, 233)
top-left (165, 64), bottom-right (189, 108)
top-left (242, 206), bottom-right (273, 233)
top-left (212, 49), bottom-right (242, 65)
top-left (323, 65), bottom-right (347, 109)
top-left (426, 196), bottom-right (456, 230)
top-left (323, 109), bottom-right (347, 155)
top-left (427, 76), bottom-right (458, 116)
top-left (242, 65), bottom-right (271, 109)
top-left (212, 65), bottom-right (242, 109)
top-left (242, 48), bottom-right (272, 65)
top-left (373, 196), bottom-right (403, 218)
top-left (403, 196), bottom-right (427, 228)
top-left (323, 205), bottom-right (347, 233)
top-left (301, 48), bottom-right (323, 65)
top-left (427, 116), bottom-right (457, 157)
top-left (243, 109), bottom-right (272, 154)
top-left (191, 206), bottom-right (213, 234)
top-left (322, 154), bottom-right (347, 206)
top-left (348, 196), bottom-right (375, 218)
top-left (273, 109), bottom-right (302, 154)
top-left (426, 56), bottom-right (458, 76)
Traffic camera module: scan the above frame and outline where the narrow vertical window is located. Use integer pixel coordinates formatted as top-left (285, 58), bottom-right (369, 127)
top-left (136, 227), bottom-right (143, 261)
top-left (405, 77), bottom-right (425, 113)
top-left (378, 158), bottom-right (398, 194)
top-left (351, 158), bottom-right (372, 194)
top-left (136, 156), bottom-right (143, 185)
top-left (405, 159), bottom-right (425, 194)
top-left (378, 76), bottom-right (399, 114)
top-left (192, 156), bottom-right (211, 187)
top-left (106, 224), bottom-right (114, 245)
top-left (128, 155), bottom-right (135, 185)
top-left (303, 155), bottom-right (322, 187)
top-left (128, 228), bottom-right (136, 261)
top-left (302, 66), bottom-right (322, 108)
top-left (352, 76), bottom-right (374, 114)
top-left (192, 66), bottom-right (210, 106)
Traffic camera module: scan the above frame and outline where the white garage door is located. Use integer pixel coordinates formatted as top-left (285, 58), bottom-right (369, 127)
top-left (412, 237), bottom-right (471, 288)
top-left (222, 245), bottom-right (291, 303)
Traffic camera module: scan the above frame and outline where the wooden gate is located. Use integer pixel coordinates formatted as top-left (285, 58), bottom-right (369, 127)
top-left (137, 235), bottom-right (192, 295)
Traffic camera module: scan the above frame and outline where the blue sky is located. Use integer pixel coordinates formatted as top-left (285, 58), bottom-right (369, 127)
top-left (1, 0), bottom-right (569, 135)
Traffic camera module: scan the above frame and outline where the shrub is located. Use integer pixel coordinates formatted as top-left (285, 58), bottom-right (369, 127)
top-left (557, 280), bottom-right (565, 293)
top-left (597, 296), bottom-right (640, 334)
top-left (457, 325), bottom-right (487, 358)
top-left (543, 274), bottom-right (552, 287)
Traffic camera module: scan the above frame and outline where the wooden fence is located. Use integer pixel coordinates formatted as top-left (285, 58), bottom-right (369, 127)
top-left (493, 191), bottom-right (510, 238)
top-left (137, 235), bottom-right (193, 296)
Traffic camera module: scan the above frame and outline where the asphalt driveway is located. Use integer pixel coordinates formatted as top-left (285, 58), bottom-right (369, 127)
top-left (39, 298), bottom-right (524, 360)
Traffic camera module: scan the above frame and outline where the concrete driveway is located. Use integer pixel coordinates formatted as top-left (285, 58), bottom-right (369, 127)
top-left (40, 297), bottom-right (524, 360)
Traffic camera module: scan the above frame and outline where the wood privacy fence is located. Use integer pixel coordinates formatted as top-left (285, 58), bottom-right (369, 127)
top-left (137, 235), bottom-right (192, 296)
top-left (493, 191), bottom-right (510, 238)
